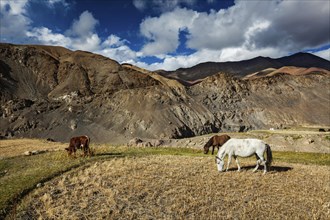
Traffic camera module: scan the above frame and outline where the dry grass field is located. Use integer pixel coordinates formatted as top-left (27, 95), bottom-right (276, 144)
top-left (1, 138), bottom-right (329, 219)
top-left (14, 156), bottom-right (330, 220)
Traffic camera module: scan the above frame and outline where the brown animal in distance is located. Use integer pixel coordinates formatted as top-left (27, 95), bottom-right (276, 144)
top-left (203, 134), bottom-right (231, 154)
top-left (65, 135), bottom-right (91, 157)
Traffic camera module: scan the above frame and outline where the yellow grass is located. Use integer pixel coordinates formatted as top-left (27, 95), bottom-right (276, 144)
top-left (15, 156), bottom-right (330, 219)
top-left (1, 138), bottom-right (330, 219)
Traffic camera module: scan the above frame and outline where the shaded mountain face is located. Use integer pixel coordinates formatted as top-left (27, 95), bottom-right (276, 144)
top-left (161, 52), bottom-right (330, 84)
top-left (0, 43), bottom-right (329, 143)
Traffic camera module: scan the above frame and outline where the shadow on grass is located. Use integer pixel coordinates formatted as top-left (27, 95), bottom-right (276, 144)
top-left (94, 152), bottom-right (123, 157)
top-left (226, 165), bottom-right (292, 173)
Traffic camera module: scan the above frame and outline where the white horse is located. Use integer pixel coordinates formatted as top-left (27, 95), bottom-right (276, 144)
top-left (215, 138), bottom-right (273, 174)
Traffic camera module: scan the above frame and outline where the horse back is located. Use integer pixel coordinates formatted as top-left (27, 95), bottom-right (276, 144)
top-left (221, 138), bottom-right (266, 157)
top-left (212, 134), bottom-right (231, 146)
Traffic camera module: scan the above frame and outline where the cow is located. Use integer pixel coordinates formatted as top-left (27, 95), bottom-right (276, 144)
top-left (65, 135), bottom-right (91, 157)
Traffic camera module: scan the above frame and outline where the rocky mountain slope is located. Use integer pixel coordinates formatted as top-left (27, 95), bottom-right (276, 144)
top-left (0, 43), bottom-right (329, 143)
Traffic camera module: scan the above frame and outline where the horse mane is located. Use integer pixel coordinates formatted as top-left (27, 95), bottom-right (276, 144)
top-left (204, 136), bottom-right (215, 148)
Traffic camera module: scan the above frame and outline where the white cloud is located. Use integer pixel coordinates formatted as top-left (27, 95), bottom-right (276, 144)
top-left (0, 0), bottom-right (28, 15)
top-left (66, 11), bottom-right (99, 37)
top-left (133, 0), bottom-right (146, 11)
top-left (253, 0), bottom-right (330, 51)
top-left (46, 0), bottom-right (69, 8)
top-left (138, 49), bottom-right (222, 71)
top-left (0, 0), bottom-right (31, 43)
top-left (133, 0), bottom-right (196, 12)
top-left (102, 35), bottom-right (128, 47)
top-left (135, 0), bottom-right (330, 70)
top-left (25, 10), bottom-right (101, 51)
top-left (98, 44), bottom-right (137, 64)
top-left (313, 49), bottom-right (330, 61)
top-left (140, 8), bottom-right (198, 56)
top-left (0, 1), bottom-right (137, 63)
top-left (26, 27), bottom-right (72, 47)
top-left (71, 34), bottom-right (101, 51)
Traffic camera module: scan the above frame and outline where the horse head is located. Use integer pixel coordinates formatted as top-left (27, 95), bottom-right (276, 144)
top-left (203, 144), bottom-right (209, 154)
top-left (215, 156), bottom-right (224, 172)
top-left (203, 137), bottom-right (214, 154)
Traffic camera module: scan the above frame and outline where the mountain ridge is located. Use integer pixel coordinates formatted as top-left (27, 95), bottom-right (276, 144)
top-left (161, 52), bottom-right (330, 84)
top-left (0, 43), bottom-right (329, 143)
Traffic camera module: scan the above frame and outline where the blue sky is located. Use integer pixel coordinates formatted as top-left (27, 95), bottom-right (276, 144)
top-left (1, 0), bottom-right (329, 71)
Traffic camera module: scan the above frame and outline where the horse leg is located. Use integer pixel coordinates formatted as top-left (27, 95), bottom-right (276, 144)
top-left (211, 146), bottom-right (215, 155)
top-left (226, 155), bottom-right (232, 172)
top-left (255, 152), bottom-right (267, 173)
top-left (234, 156), bottom-right (241, 172)
top-left (259, 156), bottom-right (267, 174)
top-left (254, 154), bottom-right (267, 173)
top-left (253, 159), bottom-right (260, 172)
top-left (83, 146), bottom-right (87, 157)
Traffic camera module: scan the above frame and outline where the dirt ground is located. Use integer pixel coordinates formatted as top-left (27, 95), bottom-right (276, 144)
top-left (15, 155), bottom-right (330, 220)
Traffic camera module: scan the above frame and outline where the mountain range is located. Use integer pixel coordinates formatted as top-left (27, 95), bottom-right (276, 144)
top-left (0, 43), bottom-right (329, 143)
top-left (160, 52), bottom-right (330, 85)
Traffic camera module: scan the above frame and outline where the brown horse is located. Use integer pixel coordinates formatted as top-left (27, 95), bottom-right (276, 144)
top-left (203, 134), bottom-right (231, 154)
top-left (65, 135), bottom-right (91, 157)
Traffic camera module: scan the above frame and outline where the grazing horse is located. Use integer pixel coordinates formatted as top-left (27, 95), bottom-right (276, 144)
top-left (65, 135), bottom-right (91, 157)
top-left (215, 138), bottom-right (273, 174)
top-left (203, 134), bottom-right (231, 155)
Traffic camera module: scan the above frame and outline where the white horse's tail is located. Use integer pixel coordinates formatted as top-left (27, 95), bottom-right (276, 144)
top-left (265, 144), bottom-right (273, 171)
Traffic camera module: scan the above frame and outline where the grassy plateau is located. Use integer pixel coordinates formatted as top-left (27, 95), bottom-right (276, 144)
top-left (0, 139), bottom-right (329, 219)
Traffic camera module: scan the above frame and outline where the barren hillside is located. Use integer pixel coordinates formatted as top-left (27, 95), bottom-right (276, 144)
top-left (1, 43), bottom-right (329, 143)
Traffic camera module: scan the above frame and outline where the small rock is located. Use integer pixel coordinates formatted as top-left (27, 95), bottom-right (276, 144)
top-left (36, 183), bottom-right (43, 188)
top-left (24, 151), bottom-right (32, 156)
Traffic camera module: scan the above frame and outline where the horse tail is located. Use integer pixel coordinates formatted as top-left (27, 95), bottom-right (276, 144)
top-left (265, 144), bottom-right (273, 171)
top-left (85, 135), bottom-right (90, 147)
top-left (84, 135), bottom-right (91, 156)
